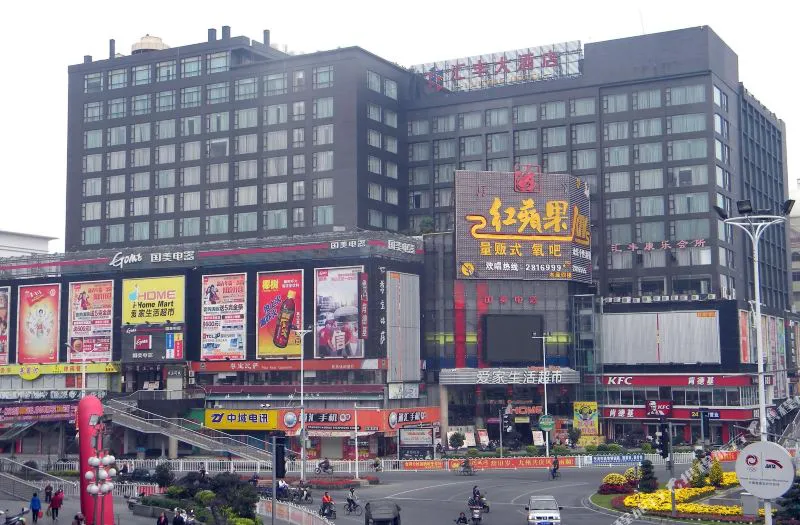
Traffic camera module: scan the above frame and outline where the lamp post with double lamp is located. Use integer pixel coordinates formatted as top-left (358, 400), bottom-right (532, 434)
top-left (530, 332), bottom-right (550, 457)
top-left (714, 198), bottom-right (795, 525)
top-left (292, 326), bottom-right (314, 482)
top-left (65, 342), bottom-right (93, 398)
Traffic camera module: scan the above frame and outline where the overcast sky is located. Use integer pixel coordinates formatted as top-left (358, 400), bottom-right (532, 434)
top-left (1, 0), bottom-right (795, 252)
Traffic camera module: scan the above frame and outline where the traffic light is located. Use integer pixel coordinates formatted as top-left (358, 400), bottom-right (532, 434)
top-left (502, 411), bottom-right (512, 433)
top-left (658, 423), bottom-right (670, 459)
top-left (274, 436), bottom-right (286, 479)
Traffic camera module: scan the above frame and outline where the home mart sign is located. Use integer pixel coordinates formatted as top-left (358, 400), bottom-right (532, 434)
top-left (590, 454), bottom-right (644, 465)
top-left (439, 367), bottom-right (580, 385)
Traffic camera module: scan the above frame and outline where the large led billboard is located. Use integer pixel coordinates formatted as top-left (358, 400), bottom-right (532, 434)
top-left (121, 276), bottom-right (185, 361)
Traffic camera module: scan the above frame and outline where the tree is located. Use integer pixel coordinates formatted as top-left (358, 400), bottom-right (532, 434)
top-left (154, 461), bottom-right (175, 488)
top-left (567, 427), bottom-right (581, 447)
top-left (638, 459), bottom-right (658, 493)
top-left (777, 475), bottom-right (800, 519)
top-left (449, 432), bottom-right (465, 449)
top-left (418, 216), bottom-right (435, 234)
top-left (689, 459), bottom-right (707, 488)
top-left (708, 458), bottom-right (723, 487)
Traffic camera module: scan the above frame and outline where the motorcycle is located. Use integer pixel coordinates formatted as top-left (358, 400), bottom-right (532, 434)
top-left (124, 493), bottom-right (143, 510)
top-left (318, 502), bottom-right (336, 519)
top-left (291, 486), bottom-right (313, 504)
top-left (372, 461), bottom-right (383, 472)
top-left (469, 505), bottom-right (482, 524)
top-left (0, 508), bottom-right (28, 525)
top-left (315, 464), bottom-right (334, 474)
top-left (468, 495), bottom-right (489, 513)
top-left (174, 507), bottom-right (196, 524)
top-left (458, 464), bottom-right (475, 476)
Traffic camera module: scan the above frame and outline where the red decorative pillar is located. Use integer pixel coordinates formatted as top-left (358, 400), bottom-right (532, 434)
top-left (77, 396), bottom-right (115, 525)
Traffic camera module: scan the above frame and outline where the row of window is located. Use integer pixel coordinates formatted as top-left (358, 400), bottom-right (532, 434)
top-left (366, 71), bottom-right (398, 100)
top-left (604, 165), bottom-right (710, 192)
top-left (608, 219), bottom-right (711, 245)
top-left (608, 247), bottom-right (711, 269)
top-left (80, 205), bottom-right (339, 244)
top-left (606, 193), bottom-right (711, 219)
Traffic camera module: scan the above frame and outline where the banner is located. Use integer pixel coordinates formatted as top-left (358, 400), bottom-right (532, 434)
top-left (17, 284), bottom-right (61, 364)
top-left (201, 273), bottom-right (247, 361)
top-left (573, 401), bottom-right (599, 436)
top-left (314, 267), bottom-right (364, 358)
top-left (256, 270), bottom-right (304, 359)
top-left (121, 276), bottom-right (185, 361)
top-left (0, 402), bottom-right (77, 423)
top-left (739, 310), bottom-right (751, 364)
top-left (68, 280), bottom-right (113, 363)
top-left (204, 408), bottom-right (278, 430)
top-left (401, 460), bottom-right (446, 470)
top-left (358, 272), bottom-right (368, 339)
top-left (446, 456), bottom-right (576, 470)
top-left (0, 287), bottom-right (9, 365)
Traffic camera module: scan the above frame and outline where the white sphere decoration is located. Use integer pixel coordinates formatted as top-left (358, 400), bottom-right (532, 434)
top-left (106, 482), bottom-right (114, 492)
top-left (106, 455), bottom-right (116, 464)
top-left (100, 482), bottom-right (112, 493)
top-left (98, 470), bottom-right (108, 480)
top-left (88, 457), bottom-right (101, 467)
top-left (87, 484), bottom-right (99, 495)
top-left (108, 468), bottom-right (117, 477)
top-left (84, 471), bottom-right (95, 481)
top-left (101, 456), bottom-right (112, 466)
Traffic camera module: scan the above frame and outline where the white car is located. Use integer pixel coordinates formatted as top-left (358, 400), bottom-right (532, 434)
top-left (525, 495), bottom-right (562, 525)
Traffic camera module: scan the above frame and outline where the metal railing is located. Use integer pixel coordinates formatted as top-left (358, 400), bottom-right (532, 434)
top-left (258, 498), bottom-right (333, 525)
top-left (0, 457), bottom-right (77, 492)
top-left (0, 471), bottom-right (40, 501)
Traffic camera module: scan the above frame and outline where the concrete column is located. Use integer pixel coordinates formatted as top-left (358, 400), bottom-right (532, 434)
top-left (438, 384), bottom-right (449, 443)
top-left (160, 437), bottom-right (166, 458)
top-left (123, 429), bottom-right (132, 455)
top-left (57, 422), bottom-right (65, 457)
top-left (168, 436), bottom-right (178, 459)
top-left (474, 386), bottom-right (485, 429)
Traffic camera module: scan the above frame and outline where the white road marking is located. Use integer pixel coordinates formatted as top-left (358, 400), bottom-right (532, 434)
top-left (386, 479), bottom-right (480, 498)
top-left (509, 483), bottom-right (589, 504)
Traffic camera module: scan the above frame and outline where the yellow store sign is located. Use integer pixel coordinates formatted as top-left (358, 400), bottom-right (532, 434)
top-left (204, 409), bottom-right (277, 431)
top-left (0, 363), bottom-right (121, 381)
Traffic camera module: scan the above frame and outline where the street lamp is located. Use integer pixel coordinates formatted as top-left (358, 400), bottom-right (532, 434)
top-left (531, 332), bottom-right (550, 457)
top-left (84, 415), bottom-right (115, 525)
top-left (292, 326), bottom-right (314, 482)
top-left (352, 403), bottom-right (381, 480)
top-left (65, 343), bottom-right (93, 398)
top-left (714, 198), bottom-right (794, 525)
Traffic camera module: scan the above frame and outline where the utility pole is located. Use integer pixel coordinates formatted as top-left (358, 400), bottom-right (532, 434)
top-left (498, 408), bottom-right (503, 458)
top-left (271, 436), bottom-right (276, 525)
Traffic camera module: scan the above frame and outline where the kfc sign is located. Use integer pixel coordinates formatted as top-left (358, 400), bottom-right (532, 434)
top-left (645, 400), bottom-right (673, 418)
top-left (606, 376), bottom-right (633, 385)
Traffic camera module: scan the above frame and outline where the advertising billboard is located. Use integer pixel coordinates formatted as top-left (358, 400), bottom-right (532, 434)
top-left (204, 408), bottom-right (277, 431)
top-left (201, 273), bottom-right (247, 361)
top-left (68, 280), bottom-right (113, 363)
top-left (573, 401), bottom-right (599, 436)
top-left (121, 276), bottom-right (185, 361)
top-left (17, 284), bottom-right (61, 364)
top-left (314, 267), bottom-right (364, 358)
top-left (0, 287), bottom-right (10, 365)
top-left (256, 271), bottom-right (304, 359)
top-left (455, 166), bottom-right (591, 282)
top-left (739, 310), bottom-right (751, 364)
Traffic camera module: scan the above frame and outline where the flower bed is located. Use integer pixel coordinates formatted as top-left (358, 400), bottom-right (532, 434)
top-left (622, 487), bottom-right (715, 511)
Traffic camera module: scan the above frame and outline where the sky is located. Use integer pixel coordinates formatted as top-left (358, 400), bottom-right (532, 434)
top-left (1, 0), bottom-right (795, 252)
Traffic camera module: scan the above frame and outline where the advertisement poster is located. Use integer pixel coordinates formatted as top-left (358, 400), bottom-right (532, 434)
top-left (739, 310), bottom-right (751, 364)
top-left (573, 401), bottom-right (599, 436)
top-left (201, 273), bottom-right (247, 361)
top-left (121, 276), bottom-right (185, 361)
top-left (0, 287), bottom-right (10, 365)
top-left (68, 281), bottom-right (113, 363)
top-left (314, 266), bottom-right (364, 358)
top-left (17, 284), bottom-right (61, 364)
top-left (399, 428), bottom-right (434, 446)
top-left (256, 271), bottom-right (304, 359)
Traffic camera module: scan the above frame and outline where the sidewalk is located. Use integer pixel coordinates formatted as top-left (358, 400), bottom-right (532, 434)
top-left (0, 495), bottom-right (156, 525)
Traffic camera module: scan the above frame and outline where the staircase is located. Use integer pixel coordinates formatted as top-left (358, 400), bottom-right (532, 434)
top-left (103, 400), bottom-right (273, 462)
top-left (0, 458), bottom-right (78, 497)
top-left (0, 471), bottom-right (38, 501)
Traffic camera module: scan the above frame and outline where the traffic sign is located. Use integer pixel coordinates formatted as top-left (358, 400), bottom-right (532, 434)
top-left (734, 441), bottom-right (795, 499)
top-left (538, 414), bottom-right (555, 432)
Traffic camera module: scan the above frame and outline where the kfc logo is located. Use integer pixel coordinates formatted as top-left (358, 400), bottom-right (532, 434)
top-left (645, 400), bottom-right (673, 417)
top-left (606, 376), bottom-right (633, 385)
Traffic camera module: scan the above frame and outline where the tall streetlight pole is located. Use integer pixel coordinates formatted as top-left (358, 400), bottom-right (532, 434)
top-left (65, 343), bottom-right (90, 398)
top-left (292, 327), bottom-right (314, 482)
top-left (714, 198), bottom-right (795, 525)
top-left (531, 332), bottom-right (550, 457)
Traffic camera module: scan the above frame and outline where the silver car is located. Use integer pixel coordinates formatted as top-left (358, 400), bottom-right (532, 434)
top-left (525, 495), bottom-right (562, 525)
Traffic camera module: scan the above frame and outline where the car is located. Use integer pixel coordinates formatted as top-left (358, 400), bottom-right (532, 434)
top-left (524, 495), bottom-right (562, 525)
top-left (364, 499), bottom-right (401, 525)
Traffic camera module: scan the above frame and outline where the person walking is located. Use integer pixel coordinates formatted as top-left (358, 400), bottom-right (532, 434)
top-left (49, 488), bottom-right (64, 521)
top-left (44, 484), bottom-right (53, 503)
top-left (156, 512), bottom-right (169, 525)
top-left (30, 493), bottom-right (41, 523)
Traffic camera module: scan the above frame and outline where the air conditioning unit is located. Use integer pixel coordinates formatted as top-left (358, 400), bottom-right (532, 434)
top-left (621, 297), bottom-right (632, 303)
top-left (603, 297), bottom-right (613, 303)
top-left (707, 293), bottom-right (717, 300)
top-left (642, 296), bottom-right (653, 303)
top-left (691, 294), bottom-right (700, 301)
top-left (652, 296), bottom-right (662, 302)
top-left (679, 294), bottom-right (689, 301)
top-left (671, 295), bottom-right (680, 301)
top-left (661, 295), bottom-right (670, 301)
top-left (613, 297), bottom-right (622, 303)
top-left (632, 297), bottom-right (641, 303)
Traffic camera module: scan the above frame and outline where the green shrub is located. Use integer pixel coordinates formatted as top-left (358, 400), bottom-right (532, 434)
top-left (606, 443), bottom-right (623, 453)
top-left (141, 496), bottom-right (183, 510)
top-left (231, 519), bottom-right (256, 525)
top-left (596, 443), bottom-right (609, 452)
top-left (46, 470), bottom-right (79, 478)
top-left (466, 448), bottom-right (479, 457)
top-left (526, 445), bottom-right (538, 455)
top-left (154, 462), bottom-right (175, 488)
top-left (689, 459), bottom-right (707, 488)
top-left (640, 442), bottom-right (653, 453)
top-left (23, 460), bottom-right (39, 471)
top-left (552, 445), bottom-right (570, 456)
top-left (584, 444), bottom-right (598, 453)
top-left (449, 432), bottom-right (465, 449)
top-left (708, 458), bottom-right (723, 487)
top-left (166, 485), bottom-right (186, 499)
top-left (195, 490), bottom-right (216, 507)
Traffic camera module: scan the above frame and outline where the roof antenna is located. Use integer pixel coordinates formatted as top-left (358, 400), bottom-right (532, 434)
top-left (638, 9), bottom-right (646, 34)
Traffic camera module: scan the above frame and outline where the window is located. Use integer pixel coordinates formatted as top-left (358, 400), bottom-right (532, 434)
top-left (181, 86), bottom-right (201, 108)
top-left (155, 194), bottom-right (175, 214)
top-left (368, 209), bottom-right (383, 227)
top-left (572, 123), bottom-right (596, 144)
top-left (715, 139), bottom-right (731, 164)
top-left (207, 111), bottom-right (229, 132)
top-left (236, 134), bottom-right (258, 154)
top-left (408, 119), bottom-right (428, 135)
top-left (107, 198), bottom-right (125, 218)
top-left (571, 97), bottom-right (596, 116)
top-left (156, 169), bottom-right (175, 188)
top-left (381, 160), bottom-right (395, 179)
top-left (292, 154), bottom-right (305, 174)
top-left (386, 187), bottom-right (399, 205)
top-left (368, 182), bottom-right (382, 201)
top-left (368, 104), bottom-right (383, 123)
top-left (206, 82), bottom-right (229, 104)
top-left (667, 84), bottom-right (705, 105)
top-left (84, 102), bottom-right (102, 122)
top-left (107, 224), bottom-right (125, 242)
top-left (675, 247), bottom-right (712, 266)
top-left (408, 191), bottom-right (430, 209)
top-left (714, 85), bottom-right (728, 111)
top-left (435, 139), bottom-right (457, 159)
top-left (313, 97), bottom-right (333, 119)
top-left (182, 141), bottom-right (201, 161)
top-left (156, 90), bottom-right (175, 112)
top-left (313, 66), bottom-right (334, 89)
top-left (433, 164), bottom-right (454, 184)
top-left (83, 154), bottom-right (102, 173)
top-left (637, 196), bottom-right (664, 217)
top-left (671, 192), bottom-right (709, 214)
top-left (487, 133), bottom-right (509, 154)
top-left (107, 175), bottom-right (126, 194)
top-left (543, 127), bottom-right (567, 148)
top-left (434, 115), bottom-right (456, 133)
top-left (207, 138), bottom-right (229, 157)
top-left (460, 112), bottom-right (482, 129)
top-left (292, 101), bottom-right (306, 121)
top-left (635, 169), bottom-right (663, 190)
top-left (180, 217), bottom-right (201, 237)
top-left (634, 89), bottom-right (661, 109)
top-left (265, 104), bottom-right (288, 125)
top-left (460, 136), bottom-right (482, 156)
top-left (265, 156), bottom-right (288, 177)
top-left (109, 150), bottom-right (126, 169)
top-left (180, 116), bottom-right (200, 136)
top-left (265, 130), bottom-right (288, 151)
top-left (384, 78), bottom-right (398, 100)
top-left (233, 212), bottom-right (257, 233)
top-left (235, 185), bottom-right (258, 206)
top-left (181, 166), bottom-right (201, 186)
top-left (265, 72), bottom-right (287, 96)
top-left (367, 71), bottom-right (381, 92)
top-left (674, 218), bottom-right (710, 239)
top-left (156, 60), bottom-right (176, 82)
top-left (605, 172), bottom-right (630, 193)
top-left (84, 72), bottom-right (103, 93)
top-left (632, 118), bottom-right (661, 138)
top-left (605, 146), bottom-right (630, 167)
top-left (485, 108), bottom-right (509, 127)
top-left (207, 188), bottom-right (229, 208)
top-left (292, 207), bottom-right (305, 227)
top-left (84, 129), bottom-right (102, 149)
top-left (132, 64), bottom-right (150, 86)
top-left (514, 129), bottom-right (537, 150)
top-left (207, 163), bottom-right (229, 183)
top-left (108, 126), bottom-right (126, 146)
top-left (82, 202), bottom-right (101, 221)
top-left (292, 70), bottom-right (305, 92)
top-left (155, 220), bottom-right (174, 239)
top-left (435, 188), bottom-right (453, 207)
top-left (668, 139), bottom-right (707, 161)
top-left (513, 155), bottom-right (538, 169)
top-left (604, 121), bottom-right (629, 141)
top-left (384, 109), bottom-right (398, 128)
top-left (207, 51), bottom-right (229, 74)
top-left (181, 191), bottom-right (201, 211)
top-left (541, 101), bottom-right (566, 120)
top-left (83, 178), bottom-right (102, 197)
top-left (312, 151), bottom-right (334, 171)
top-left (603, 94), bottom-right (628, 113)
top-left (155, 119), bottom-right (175, 139)
top-left (487, 158), bottom-right (511, 172)
top-left (292, 128), bottom-right (305, 148)
top-left (409, 167), bottom-right (430, 186)
top-left (606, 198), bottom-right (631, 219)
top-left (637, 221), bottom-right (664, 243)
top-left (714, 114), bottom-right (730, 138)
top-left (668, 113), bottom-right (706, 134)
top-left (670, 165), bottom-right (708, 187)
top-left (368, 156), bottom-right (382, 174)
top-left (384, 135), bottom-right (398, 154)
top-left (109, 68), bottom-right (127, 89)
top-left (206, 214), bottom-right (229, 235)
top-left (573, 149), bottom-right (597, 170)
top-left (235, 108), bottom-right (258, 129)
top-left (131, 172), bottom-right (150, 191)
top-left (313, 178), bottom-right (334, 199)
top-left (313, 205), bottom-right (334, 226)
top-left (181, 56), bottom-right (201, 77)
top-left (265, 182), bottom-right (287, 204)
top-left (513, 104), bottom-right (537, 123)
top-left (131, 196), bottom-right (150, 216)
top-left (634, 143), bottom-right (662, 164)
top-left (368, 129), bottom-right (382, 148)
top-left (292, 181), bottom-right (305, 200)
top-left (108, 98), bottom-right (126, 119)
top-left (235, 77), bottom-right (258, 100)
top-left (156, 144), bottom-right (175, 164)
top-left (82, 227), bottom-right (101, 245)
top-left (544, 152), bottom-right (567, 172)
top-left (236, 159), bottom-right (258, 180)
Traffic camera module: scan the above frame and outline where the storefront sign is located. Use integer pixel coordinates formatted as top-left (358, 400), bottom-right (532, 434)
top-left (605, 407), bottom-right (757, 421)
top-left (509, 405), bottom-right (543, 416)
top-left (0, 390), bottom-right (106, 401)
top-left (645, 400), bottom-right (673, 418)
top-left (480, 295), bottom-right (538, 305)
top-left (0, 287), bottom-right (11, 365)
top-left (68, 280), bottom-right (113, 363)
top-left (329, 239), bottom-right (367, 250)
top-left (314, 267), bottom-right (364, 359)
top-left (399, 428), bottom-right (433, 446)
top-left (440, 367), bottom-right (579, 385)
top-left (376, 266), bottom-right (387, 355)
top-left (191, 358), bottom-right (387, 373)
top-left (204, 409), bottom-right (277, 431)
top-left (0, 402), bottom-right (77, 423)
top-left (601, 374), bottom-right (755, 387)
top-left (201, 273), bottom-right (247, 361)
top-left (121, 276), bottom-right (186, 361)
top-left (279, 408), bottom-right (384, 434)
top-left (610, 239), bottom-right (707, 252)
top-left (109, 250), bottom-right (196, 269)
top-left (446, 456), bottom-right (576, 470)
top-left (455, 167), bottom-right (591, 283)
top-left (385, 407), bottom-right (441, 430)
top-left (17, 283), bottom-right (61, 364)
top-left (0, 362), bottom-right (119, 378)
top-left (691, 410), bottom-right (721, 419)
top-left (573, 401), bottom-right (599, 436)
top-left (358, 272), bottom-right (368, 339)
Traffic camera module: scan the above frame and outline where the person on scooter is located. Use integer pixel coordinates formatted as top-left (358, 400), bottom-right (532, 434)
top-left (319, 457), bottom-right (331, 473)
top-left (471, 485), bottom-right (481, 505)
top-left (321, 492), bottom-right (333, 517)
top-left (372, 457), bottom-right (381, 471)
top-left (461, 457), bottom-right (472, 473)
top-left (345, 487), bottom-right (358, 512)
top-left (455, 511), bottom-right (468, 524)
top-left (277, 479), bottom-right (289, 500)
top-left (551, 455), bottom-right (560, 479)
